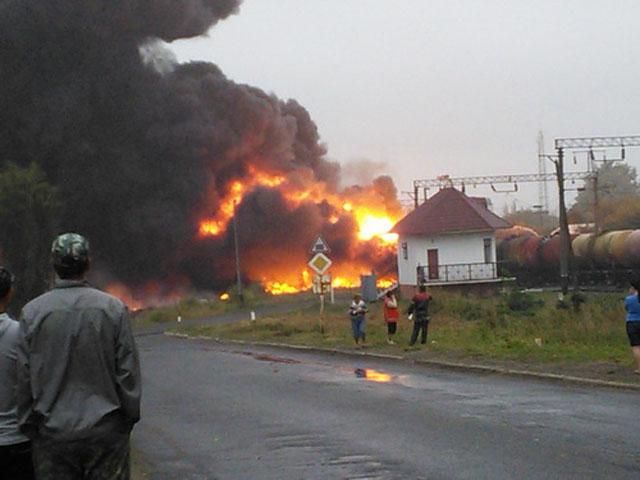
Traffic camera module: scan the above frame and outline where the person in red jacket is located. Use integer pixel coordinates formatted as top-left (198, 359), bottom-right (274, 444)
top-left (407, 285), bottom-right (432, 346)
top-left (383, 290), bottom-right (399, 344)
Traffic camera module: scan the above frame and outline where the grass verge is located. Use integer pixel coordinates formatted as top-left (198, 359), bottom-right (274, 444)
top-left (173, 289), bottom-right (632, 366)
top-left (132, 286), bottom-right (315, 328)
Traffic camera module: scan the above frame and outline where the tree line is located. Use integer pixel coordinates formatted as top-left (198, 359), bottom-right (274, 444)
top-left (504, 162), bottom-right (640, 234)
top-left (0, 163), bottom-right (60, 311)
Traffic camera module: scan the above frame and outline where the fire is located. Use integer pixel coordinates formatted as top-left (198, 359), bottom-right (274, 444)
top-left (198, 167), bottom-right (400, 244)
top-left (104, 282), bottom-right (186, 311)
top-left (198, 168), bottom-right (285, 238)
top-left (105, 283), bottom-right (144, 311)
top-left (265, 282), bottom-right (306, 295)
top-left (262, 270), bottom-right (397, 295)
top-left (332, 276), bottom-right (357, 289)
top-left (262, 270), bottom-right (311, 295)
top-left (219, 292), bottom-right (230, 301)
top-left (377, 278), bottom-right (396, 289)
top-left (355, 211), bottom-right (399, 244)
top-left (197, 165), bottom-right (403, 294)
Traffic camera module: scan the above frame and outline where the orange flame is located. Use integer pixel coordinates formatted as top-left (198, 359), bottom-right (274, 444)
top-left (199, 168), bottom-right (285, 238)
top-left (377, 278), bottom-right (395, 289)
top-left (197, 166), bottom-right (402, 293)
top-left (104, 282), bottom-right (186, 310)
top-left (198, 167), bottom-right (399, 244)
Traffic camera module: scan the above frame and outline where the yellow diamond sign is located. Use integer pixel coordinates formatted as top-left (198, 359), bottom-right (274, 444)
top-left (308, 252), bottom-right (332, 275)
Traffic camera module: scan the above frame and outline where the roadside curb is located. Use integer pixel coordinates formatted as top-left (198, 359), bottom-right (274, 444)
top-left (163, 331), bottom-right (640, 391)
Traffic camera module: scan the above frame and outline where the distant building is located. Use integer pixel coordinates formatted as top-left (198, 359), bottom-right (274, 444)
top-left (391, 187), bottom-right (511, 296)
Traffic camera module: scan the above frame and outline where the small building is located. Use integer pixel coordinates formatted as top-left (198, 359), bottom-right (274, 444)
top-left (391, 187), bottom-right (511, 297)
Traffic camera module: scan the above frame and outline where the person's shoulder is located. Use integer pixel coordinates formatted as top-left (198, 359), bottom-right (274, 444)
top-left (0, 313), bottom-right (19, 332)
top-left (88, 287), bottom-right (127, 310)
top-left (22, 289), bottom-right (59, 317)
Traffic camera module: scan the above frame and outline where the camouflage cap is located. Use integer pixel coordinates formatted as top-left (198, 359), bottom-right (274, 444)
top-left (51, 233), bottom-right (90, 267)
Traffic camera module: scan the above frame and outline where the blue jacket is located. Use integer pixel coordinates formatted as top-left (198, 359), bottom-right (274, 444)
top-left (624, 294), bottom-right (640, 322)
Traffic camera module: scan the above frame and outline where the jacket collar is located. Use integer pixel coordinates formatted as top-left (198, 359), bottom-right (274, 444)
top-left (54, 279), bottom-right (91, 289)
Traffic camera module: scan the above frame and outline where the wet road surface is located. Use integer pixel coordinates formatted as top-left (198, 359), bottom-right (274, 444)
top-left (133, 335), bottom-right (639, 479)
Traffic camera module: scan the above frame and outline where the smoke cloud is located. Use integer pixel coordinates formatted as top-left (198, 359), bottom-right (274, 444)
top-left (0, 0), bottom-right (399, 293)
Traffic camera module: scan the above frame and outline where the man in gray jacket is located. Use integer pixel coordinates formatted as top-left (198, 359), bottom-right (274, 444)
top-left (0, 267), bottom-right (34, 479)
top-left (17, 233), bottom-right (141, 479)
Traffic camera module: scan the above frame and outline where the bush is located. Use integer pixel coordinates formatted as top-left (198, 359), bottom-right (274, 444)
top-left (503, 290), bottom-right (544, 314)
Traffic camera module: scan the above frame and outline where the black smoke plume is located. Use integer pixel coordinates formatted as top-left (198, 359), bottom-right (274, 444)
top-left (0, 1), bottom-right (397, 293)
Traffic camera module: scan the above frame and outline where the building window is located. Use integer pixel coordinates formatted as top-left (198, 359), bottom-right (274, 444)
top-left (483, 238), bottom-right (492, 263)
top-left (401, 242), bottom-right (408, 260)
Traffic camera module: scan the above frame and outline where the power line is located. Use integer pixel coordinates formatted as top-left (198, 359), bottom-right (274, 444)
top-left (412, 171), bottom-right (594, 205)
top-left (555, 135), bottom-right (640, 149)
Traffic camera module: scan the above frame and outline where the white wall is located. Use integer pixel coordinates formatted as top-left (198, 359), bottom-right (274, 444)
top-left (396, 231), bottom-right (496, 285)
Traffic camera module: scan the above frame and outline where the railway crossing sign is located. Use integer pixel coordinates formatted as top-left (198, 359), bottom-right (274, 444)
top-left (308, 252), bottom-right (332, 275)
top-left (310, 236), bottom-right (331, 254)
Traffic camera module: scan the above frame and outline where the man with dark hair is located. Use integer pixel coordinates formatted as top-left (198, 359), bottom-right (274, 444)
top-left (0, 267), bottom-right (35, 479)
top-left (17, 233), bottom-right (141, 479)
top-left (407, 284), bottom-right (432, 346)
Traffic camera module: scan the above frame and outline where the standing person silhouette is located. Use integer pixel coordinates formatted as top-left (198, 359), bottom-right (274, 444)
top-left (17, 233), bottom-right (141, 479)
top-left (349, 294), bottom-right (368, 346)
top-left (624, 277), bottom-right (640, 374)
top-left (0, 267), bottom-right (34, 479)
top-left (383, 290), bottom-right (399, 344)
top-left (407, 285), bottom-right (432, 346)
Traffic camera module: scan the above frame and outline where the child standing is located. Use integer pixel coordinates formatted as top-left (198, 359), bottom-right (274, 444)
top-left (349, 294), bottom-right (368, 345)
top-left (383, 290), bottom-right (399, 344)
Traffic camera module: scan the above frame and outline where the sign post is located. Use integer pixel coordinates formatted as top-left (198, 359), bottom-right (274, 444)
top-left (308, 237), bottom-right (332, 334)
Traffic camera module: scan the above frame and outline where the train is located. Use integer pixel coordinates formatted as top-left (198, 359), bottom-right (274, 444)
top-left (496, 226), bottom-right (640, 287)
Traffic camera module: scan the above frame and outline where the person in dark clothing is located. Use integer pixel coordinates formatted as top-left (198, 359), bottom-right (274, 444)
top-left (407, 285), bottom-right (432, 346)
top-left (0, 268), bottom-right (35, 480)
top-left (17, 233), bottom-right (141, 480)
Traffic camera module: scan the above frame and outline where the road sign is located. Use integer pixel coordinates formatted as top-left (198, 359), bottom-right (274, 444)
top-left (312, 274), bottom-right (332, 294)
top-left (308, 252), bottom-right (332, 275)
top-left (310, 236), bottom-right (331, 254)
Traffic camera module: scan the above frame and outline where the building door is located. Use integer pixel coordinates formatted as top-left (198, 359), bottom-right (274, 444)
top-left (483, 238), bottom-right (492, 263)
top-left (427, 249), bottom-right (439, 280)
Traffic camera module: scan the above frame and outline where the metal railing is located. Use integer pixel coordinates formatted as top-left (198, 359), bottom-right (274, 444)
top-left (417, 262), bottom-right (499, 284)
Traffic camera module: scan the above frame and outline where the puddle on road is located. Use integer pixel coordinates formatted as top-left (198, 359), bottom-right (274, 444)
top-left (229, 348), bottom-right (401, 385)
top-left (354, 368), bottom-right (393, 383)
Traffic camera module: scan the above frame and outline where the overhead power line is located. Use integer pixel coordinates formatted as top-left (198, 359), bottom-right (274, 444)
top-left (555, 135), bottom-right (640, 149)
top-left (412, 171), bottom-right (593, 195)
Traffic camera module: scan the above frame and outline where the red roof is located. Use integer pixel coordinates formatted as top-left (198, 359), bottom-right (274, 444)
top-left (392, 188), bottom-right (511, 236)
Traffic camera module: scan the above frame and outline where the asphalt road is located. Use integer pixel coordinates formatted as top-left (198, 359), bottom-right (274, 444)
top-left (133, 335), bottom-right (639, 479)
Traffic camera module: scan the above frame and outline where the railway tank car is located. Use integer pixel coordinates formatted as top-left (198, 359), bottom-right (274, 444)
top-left (496, 226), bottom-right (640, 287)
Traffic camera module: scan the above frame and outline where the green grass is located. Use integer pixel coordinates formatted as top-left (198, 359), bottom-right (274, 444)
top-left (175, 289), bottom-right (632, 365)
top-left (132, 285), bottom-right (316, 327)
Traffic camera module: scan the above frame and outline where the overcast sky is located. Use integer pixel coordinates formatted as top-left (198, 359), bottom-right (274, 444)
top-left (169, 0), bottom-right (640, 213)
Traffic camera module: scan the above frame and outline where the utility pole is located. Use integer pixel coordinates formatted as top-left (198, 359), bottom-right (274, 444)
top-left (232, 201), bottom-right (244, 304)
top-left (552, 134), bottom-right (640, 294)
top-left (537, 131), bottom-right (549, 213)
top-left (592, 172), bottom-right (600, 235)
top-left (554, 148), bottom-right (571, 296)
